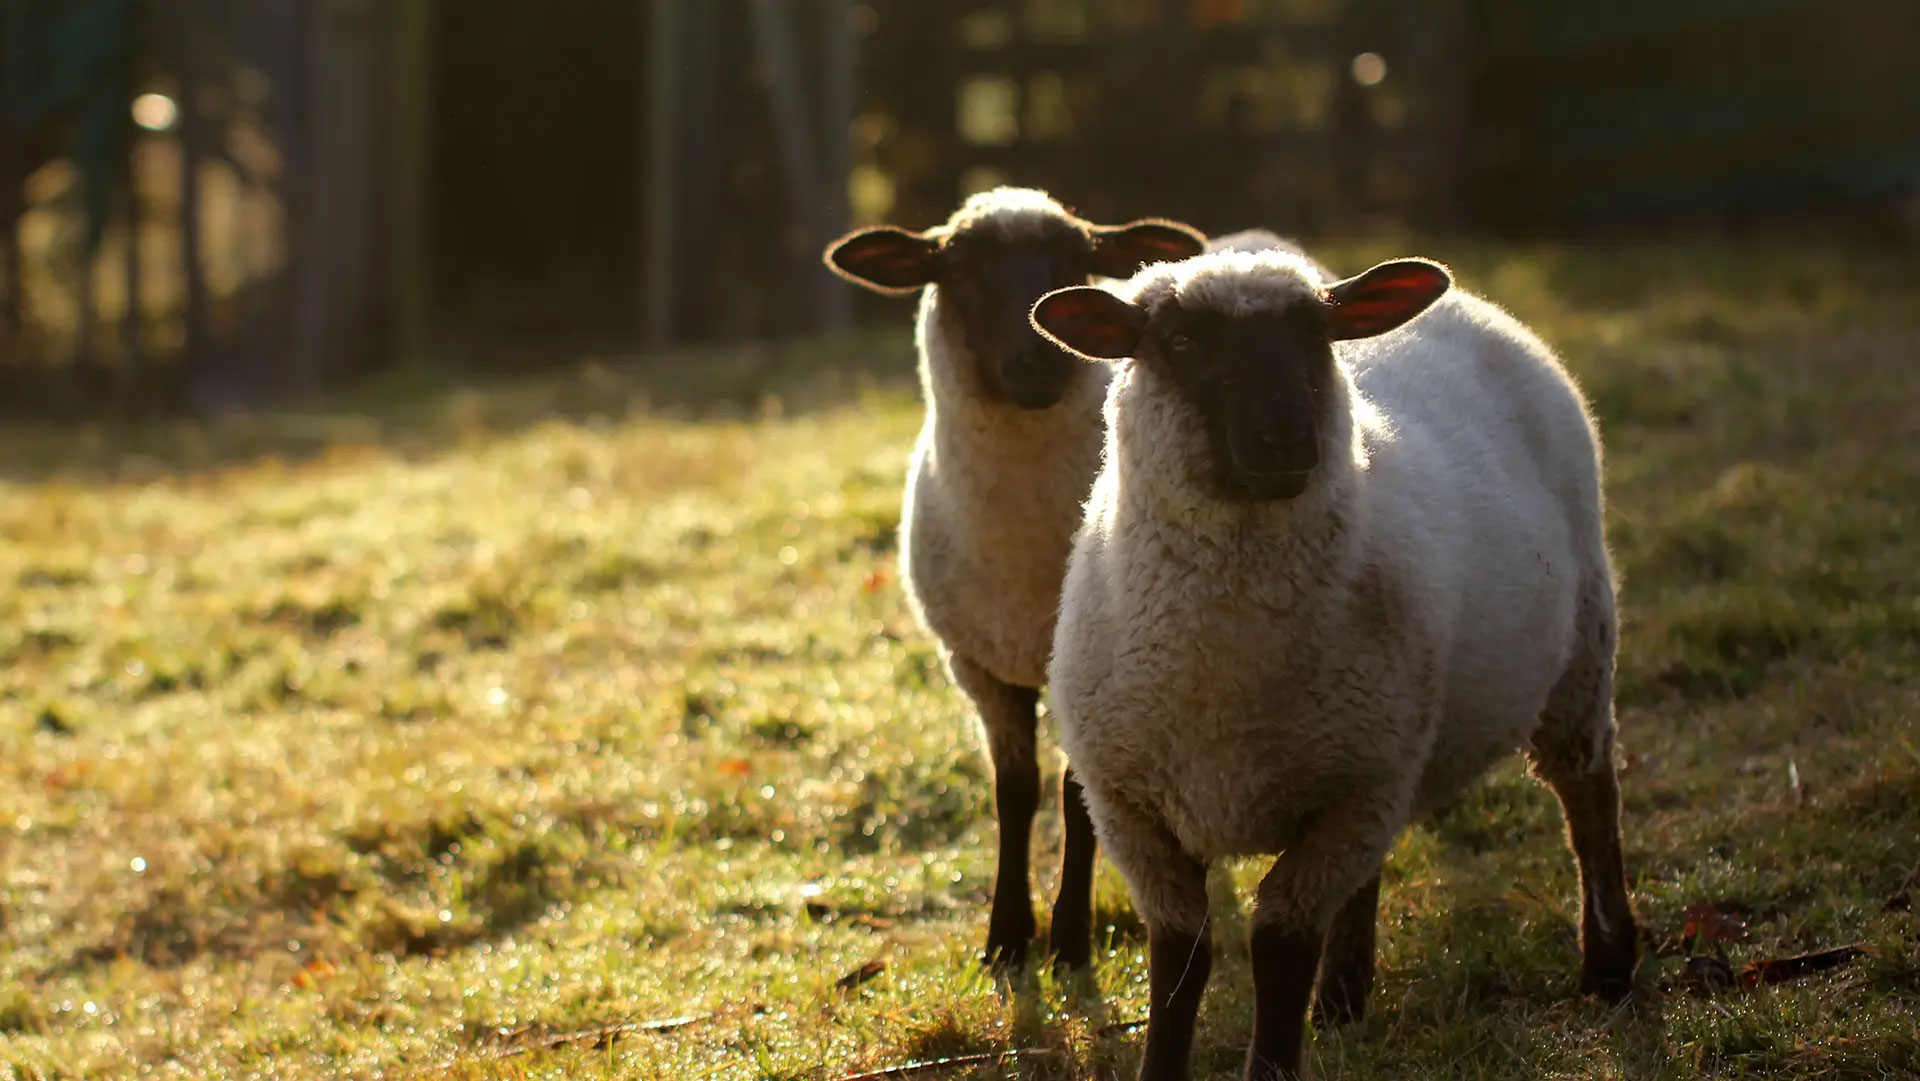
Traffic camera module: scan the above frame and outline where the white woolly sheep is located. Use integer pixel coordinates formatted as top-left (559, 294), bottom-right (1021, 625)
top-left (1200, 228), bottom-right (1329, 269)
top-left (1030, 250), bottom-right (1639, 1078)
top-left (821, 187), bottom-right (1207, 970)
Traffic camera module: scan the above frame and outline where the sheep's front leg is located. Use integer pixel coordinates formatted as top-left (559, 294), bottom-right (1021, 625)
top-left (1246, 895), bottom-right (1325, 1078)
top-left (1143, 903), bottom-right (1213, 1081)
top-left (1047, 765), bottom-right (1099, 970)
top-left (1094, 802), bottom-right (1213, 1080)
top-left (950, 654), bottom-right (1041, 970)
top-left (1247, 817), bottom-right (1397, 1079)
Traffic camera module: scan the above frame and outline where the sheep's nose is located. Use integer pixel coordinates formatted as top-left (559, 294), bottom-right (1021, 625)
top-left (998, 340), bottom-right (1074, 409)
top-left (1007, 340), bottom-right (1050, 370)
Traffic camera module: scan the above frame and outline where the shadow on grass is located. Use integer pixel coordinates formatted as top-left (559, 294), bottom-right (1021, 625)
top-left (0, 325), bottom-right (918, 484)
top-left (62, 800), bottom-right (627, 976)
top-left (1392, 720), bottom-right (1920, 1076)
top-left (884, 981), bottom-right (1123, 1080)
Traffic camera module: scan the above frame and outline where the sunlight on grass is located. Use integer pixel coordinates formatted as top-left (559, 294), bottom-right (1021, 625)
top-left (1, 238), bottom-right (1917, 1079)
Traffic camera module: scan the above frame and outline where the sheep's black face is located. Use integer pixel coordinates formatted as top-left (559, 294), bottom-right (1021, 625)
top-left (1146, 304), bottom-right (1334, 503)
top-left (827, 206), bottom-right (1207, 409)
top-left (938, 223), bottom-right (1094, 410)
top-left (1032, 255), bottom-right (1455, 504)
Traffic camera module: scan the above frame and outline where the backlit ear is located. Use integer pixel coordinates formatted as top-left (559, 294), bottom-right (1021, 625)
top-left (1325, 258), bottom-right (1452, 340)
top-left (1088, 218), bottom-right (1208, 278)
top-left (1031, 287), bottom-right (1146, 361)
top-left (823, 226), bottom-right (942, 295)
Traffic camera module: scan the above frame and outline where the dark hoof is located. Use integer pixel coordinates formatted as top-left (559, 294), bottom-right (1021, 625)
top-left (1581, 926), bottom-right (1640, 1005)
top-left (1582, 969), bottom-right (1636, 1005)
top-left (983, 936), bottom-right (1032, 973)
top-left (982, 906), bottom-right (1037, 974)
top-left (1048, 947), bottom-right (1092, 975)
top-left (1311, 992), bottom-right (1365, 1032)
top-left (1581, 948), bottom-right (1638, 1004)
top-left (1047, 928), bottom-right (1093, 973)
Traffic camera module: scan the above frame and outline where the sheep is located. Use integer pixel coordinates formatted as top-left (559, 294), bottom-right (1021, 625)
top-left (1029, 249), bottom-right (1639, 1079)
top-left (1200, 228), bottom-right (1326, 266)
top-left (821, 187), bottom-right (1208, 970)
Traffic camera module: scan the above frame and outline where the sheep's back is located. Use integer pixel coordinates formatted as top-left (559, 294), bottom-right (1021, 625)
top-left (1341, 292), bottom-right (1608, 791)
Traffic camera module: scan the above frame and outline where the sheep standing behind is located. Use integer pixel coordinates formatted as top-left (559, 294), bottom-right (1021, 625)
top-left (1031, 250), bottom-right (1638, 1078)
top-left (822, 188), bottom-right (1207, 969)
top-left (1201, 228), bottom-right (1328, 267)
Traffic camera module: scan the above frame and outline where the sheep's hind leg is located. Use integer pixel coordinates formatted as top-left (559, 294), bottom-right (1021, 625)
top-left (1047, 765), bottom-right (1098, 971)
top-left (1535, 753), bottom-right (1637, 1001)
top-left (1312, 871), bottom-right (1381, 1029)
top-left (950, 654), bottom-right (1041, 971)
top-left (1530, 587), bottom-right (1639, 1002)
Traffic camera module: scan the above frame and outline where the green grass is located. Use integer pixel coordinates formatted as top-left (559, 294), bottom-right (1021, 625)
top-left (2, 235), bottom-right (1917, 1080)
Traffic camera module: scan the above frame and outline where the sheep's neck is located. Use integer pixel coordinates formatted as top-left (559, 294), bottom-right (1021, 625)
top-left (1110, 377), bottom-right (1363, 585)
top-left (916, 289), bottom-right (1108, 499)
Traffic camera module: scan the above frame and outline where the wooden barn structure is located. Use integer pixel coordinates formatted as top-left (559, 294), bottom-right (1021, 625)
top-left (0, 0), bottom-right (428, 416)
top-left (2, 0), bottom-right (1914, 417)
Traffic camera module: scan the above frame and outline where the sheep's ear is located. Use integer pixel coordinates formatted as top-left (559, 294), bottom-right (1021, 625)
top-left (823, 226), bottom-right (942, 295)
top-left (1031, 287), bottom-right (1145, 361)
top-left (1088, 218), bottom-right (1207, 277)
top-left (1325, 258), bottom-right (1452, 340)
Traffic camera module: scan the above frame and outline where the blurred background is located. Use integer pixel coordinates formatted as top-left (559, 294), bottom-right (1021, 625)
top-left (0, 0), bottom-right (1915, 420)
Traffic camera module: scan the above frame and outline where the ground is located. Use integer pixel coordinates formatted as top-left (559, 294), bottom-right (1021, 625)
top-left (1, 235), bottom-right (1917, 1080)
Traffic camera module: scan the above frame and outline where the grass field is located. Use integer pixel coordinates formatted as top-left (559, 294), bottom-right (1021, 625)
top-left (2, 236), bottom-right (1918, 1080)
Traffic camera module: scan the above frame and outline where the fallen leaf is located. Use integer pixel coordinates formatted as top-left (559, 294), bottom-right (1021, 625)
top-left (1740, 945), bottom-right (1866, 987)
top-left (1681, 901), bottom-right (1751, 949)
top-left (862, 570), bottom-right (891, 594)
top-left (293, 958), bottom-right (338, 989)
top-left (836, 959), bottom-right (887, 991)
top-left (716, 757), bottom-right (753, 778)
top-left (1668, 945), bottom-right (1867, 996)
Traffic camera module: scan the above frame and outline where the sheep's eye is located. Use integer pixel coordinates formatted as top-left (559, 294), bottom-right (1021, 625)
top-left (1166, 333), bottom-right (1197, 355)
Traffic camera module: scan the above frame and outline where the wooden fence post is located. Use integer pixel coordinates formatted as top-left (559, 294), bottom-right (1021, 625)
top-left (174, 0), bottom-right (212, 391)
top-left (819, 0), bottom-right (855, 332)
top-left (0, 136), bottom-right (20, 339)
top-left (121, 128), bottom-right (141, 376)
top-left (391, 0), bottom-right (433, 365)
top-left (290, 0), bottom-right (378, 386)
top-left (746, 0), bottom-right (820, 335)
top-left (643, 0), bottom-right (680, 348)
top-left (0, 1), bottom-right (22, 339)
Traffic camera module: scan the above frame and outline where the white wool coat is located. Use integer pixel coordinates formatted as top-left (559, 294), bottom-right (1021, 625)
top-left (1048, 251), bottom-right (1615, 928)
top-left (901, 220), bottom-right (1328, 692)
top-left (900, 280), bottom-right (1110, 691)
